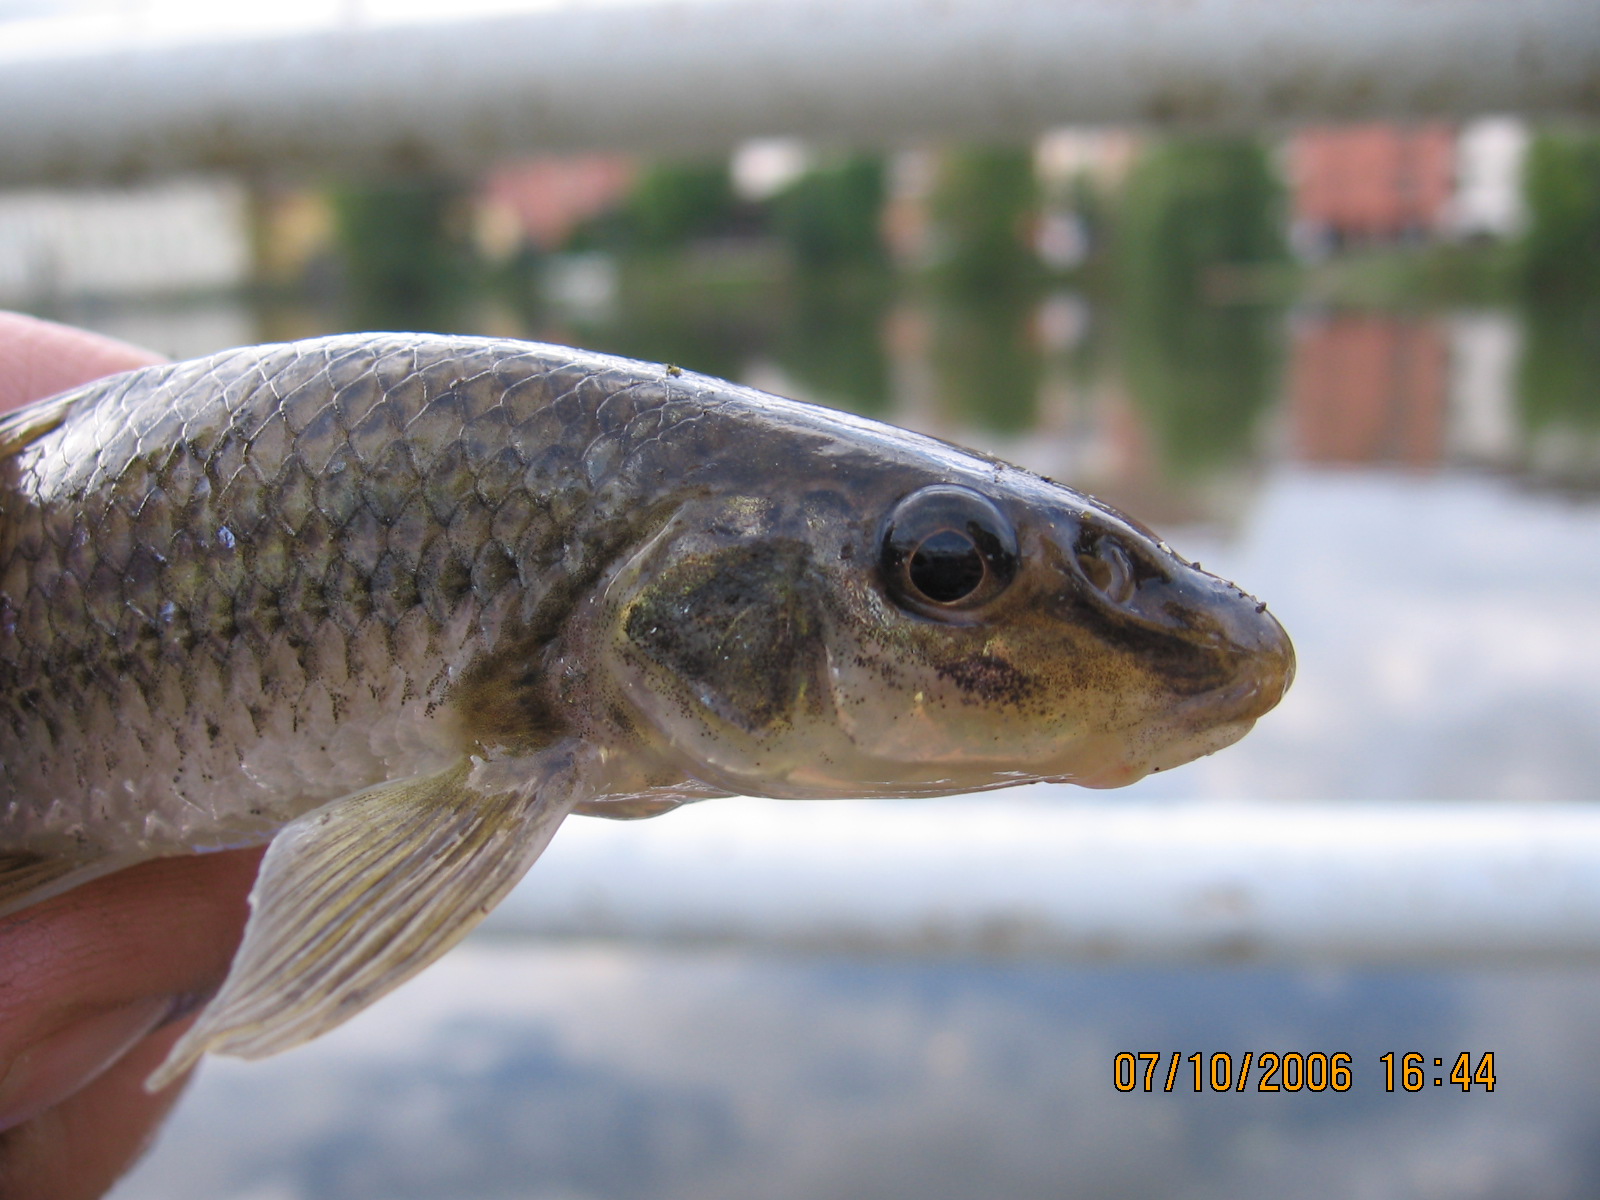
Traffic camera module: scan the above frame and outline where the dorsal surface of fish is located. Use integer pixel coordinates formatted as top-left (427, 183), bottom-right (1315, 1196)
top-left (0, 333), bottom-right (1292, 1086)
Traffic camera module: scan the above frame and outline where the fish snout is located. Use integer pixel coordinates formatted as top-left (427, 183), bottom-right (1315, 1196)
top-left (1175, 576), bottom-right (1296, 726)
top-left (1239, 604), bottom-right (1295, 719)
top-left (1042, 504), bottom-right (1295, 723)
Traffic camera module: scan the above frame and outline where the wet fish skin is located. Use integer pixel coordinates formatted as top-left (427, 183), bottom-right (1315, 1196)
top-left (0, 334), bottom-right (716, 859)
top-left (0, 332), bottom-right (1293, 1083)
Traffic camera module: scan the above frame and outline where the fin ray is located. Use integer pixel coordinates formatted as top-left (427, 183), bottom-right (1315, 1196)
top-left (146, 750), bottom-right (583, 1091)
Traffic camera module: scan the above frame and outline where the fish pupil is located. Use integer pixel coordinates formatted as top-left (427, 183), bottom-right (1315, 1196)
top-left (909, 529), bottom-right (985, 603)
top-left (879, 484), bottom-right (1019, 615)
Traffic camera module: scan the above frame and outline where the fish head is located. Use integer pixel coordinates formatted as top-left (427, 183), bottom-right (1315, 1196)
top-left (599, 436), bottom-right (1293, 800)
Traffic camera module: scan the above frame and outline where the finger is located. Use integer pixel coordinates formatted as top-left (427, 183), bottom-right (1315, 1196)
top-left (0, 848), bottom-right (263, 1100)
top-left (0, 312), bottom-right (164, 413)
top-left (0, 849), bottom-right (263, 1192)
top-left (0, 314), bottom-right (200, 1198)
top-left (0, 1018), bottom-right (198, 1200)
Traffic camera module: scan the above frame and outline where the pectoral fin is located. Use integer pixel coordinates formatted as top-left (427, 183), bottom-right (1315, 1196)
top-left (146, 749), bottom-right (584, 1091)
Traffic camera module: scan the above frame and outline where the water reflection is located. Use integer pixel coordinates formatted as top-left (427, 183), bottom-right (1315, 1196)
top-left (112, 943), bottom-right (1600, 1200)
top-left (1118, 295), bottom-right (1279, 480)
top-left (1519, 304), bottom-right (1600, 490)
top-left (525, 284), bottom-right (1599, 507)
top-left (928, 292), bottom-right (1043, 434)
top-left (1288, 312), bottom-right (1450, 468)
top-left (770, 276), bottom-right (893, 417)
top-left (1121, 468), bottom-right (1600, 802)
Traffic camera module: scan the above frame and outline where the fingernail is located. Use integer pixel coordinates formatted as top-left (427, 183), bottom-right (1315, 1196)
top-left (0, 997), bottom-right (171, 1132)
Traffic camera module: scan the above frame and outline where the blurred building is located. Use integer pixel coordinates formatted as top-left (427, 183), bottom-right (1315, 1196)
top-left (880, 149), bottom-right (939, 268)
top-left (882, 132), bottom-right (1137, 272)
top-left (478, 155), bottom-right (636, 257)
top-left (1287, 118), bottom-right (1531, 254)
top-left (730, 139), bottom-right (811, 201)
top-left (1287, 123), bottom-right (1457, 252)
top-left (1449, 117), bottom-right (1529, 239)
top-left (1035, 128), bottom-right (1140, 195)
top-left (1033, 128), bottom-right (1139, 270)
top-left (249, 184), bottom-right (336, 289)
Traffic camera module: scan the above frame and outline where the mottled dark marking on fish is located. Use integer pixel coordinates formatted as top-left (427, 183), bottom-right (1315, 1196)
top-left (935, 656), bottom-right (1034, 706)
top-left (0, 333), bottom-right (1293, 1089)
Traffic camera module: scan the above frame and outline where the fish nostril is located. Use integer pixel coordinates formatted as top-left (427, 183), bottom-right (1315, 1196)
top-left (1076, 536), bottom-right (1137, 607)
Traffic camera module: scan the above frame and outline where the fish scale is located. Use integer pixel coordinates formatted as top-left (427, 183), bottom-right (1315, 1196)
top-left (0, 334), bottom-right (700, 857)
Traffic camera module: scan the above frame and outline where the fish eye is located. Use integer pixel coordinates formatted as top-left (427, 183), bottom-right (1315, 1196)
top-left (880, 486), bottom-right (1019, 613)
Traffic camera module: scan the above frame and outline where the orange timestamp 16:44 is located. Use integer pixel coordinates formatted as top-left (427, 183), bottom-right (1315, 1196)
top-left (1380, 1052), bottom-right (1496, 1092)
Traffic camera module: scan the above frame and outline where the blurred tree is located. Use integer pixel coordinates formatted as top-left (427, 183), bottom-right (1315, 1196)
top-left (1113, 137), bottom-right (1284, 475)
top-left (557, 293), bottom-right (753, 385)
top-left (774, 277), bottom-right (892, 415)
top-left (330, 177), bottom-right (475, 329)
top-left (566, 160), bottom-right (745, 255)
top-left (1521, 129), bottom-right (1600, 299)
top-left (627, 160), bottom-right (740, 250)
top-left (928, 146), bottom-right (1041, 294)
top-left (770, 155), bottom-right (887, 273)
top-left (1116, 136), bottom-right (1283, 298)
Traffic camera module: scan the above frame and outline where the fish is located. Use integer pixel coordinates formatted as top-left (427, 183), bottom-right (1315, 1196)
top-left (0, 332), bottom-right (1293, 1089)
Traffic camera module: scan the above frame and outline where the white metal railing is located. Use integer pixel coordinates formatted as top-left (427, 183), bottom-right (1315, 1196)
top-left (482, 796), bottom-right (1600, 965)
top-left (0, 0), bottom-right (1596, 185)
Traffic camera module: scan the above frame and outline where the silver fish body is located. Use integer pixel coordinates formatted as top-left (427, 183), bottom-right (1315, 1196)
top-left (1, 333), bottom-right (729, 858)
top-left (0, 332), bottom-right (1293, 1084)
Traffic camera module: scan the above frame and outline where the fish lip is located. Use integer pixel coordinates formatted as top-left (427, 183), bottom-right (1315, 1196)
top-left (1173, 675), bottom-right (1271, 725)
top-left (1197, 605), bottom-right (1295, 724)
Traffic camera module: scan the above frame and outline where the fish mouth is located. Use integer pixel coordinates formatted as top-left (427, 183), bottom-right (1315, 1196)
top-left (1174, 666), bottom-right (1289, 729)
top-left (1051, 633), bottom-right (1296, 790)
top-left (1170, 601), bottom-right (1297, 728)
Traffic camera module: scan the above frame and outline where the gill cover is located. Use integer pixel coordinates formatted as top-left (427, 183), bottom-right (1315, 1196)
top-left (623, 538), bottom-right (825, 736)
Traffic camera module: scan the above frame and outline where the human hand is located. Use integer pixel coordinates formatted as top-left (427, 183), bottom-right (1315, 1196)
top-left (0, 313), bottom-right (266, 1200)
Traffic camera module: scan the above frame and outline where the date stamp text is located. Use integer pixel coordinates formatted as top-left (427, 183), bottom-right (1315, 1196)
top-left (1112, 1051), bottom-right (1496, 1093)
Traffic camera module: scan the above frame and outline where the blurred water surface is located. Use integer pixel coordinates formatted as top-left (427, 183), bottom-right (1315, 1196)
top-left (117, 943), bottom-right (1600, 1200)
top-left (73, 283), bottom-right (1600, 1199)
